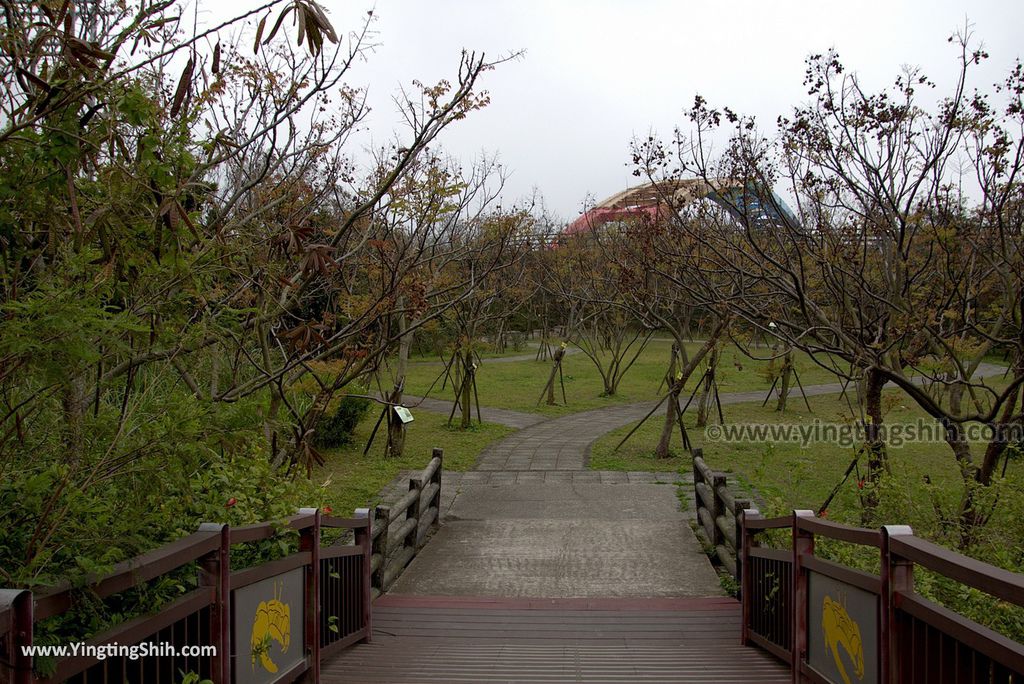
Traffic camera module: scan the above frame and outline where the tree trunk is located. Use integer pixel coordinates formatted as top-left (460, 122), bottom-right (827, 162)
top-left (776, 349), bottom-right (793, 412)
top-left (696, 347), bottom-right (718, 428)
top-left (655, 344), bottom-right (680, 458)
top-left (937, 380), bottom-right (985, 545)
top-left (977, 361), bottom-right (1022, 486)
top-left (546, 346), bottom-right (565, 405)
top-left (385, 310), bottom-right (412, 459)
top-left (384, 395), bottom-right (407, 460)
top-left (660, 321), bottom-right (728, 454)
top-left (860, 366), bottom-right (888, 523)
top-left (460, 348), bottom-right (474, 429)
top-left (61, 374), bottom-right (87, 459)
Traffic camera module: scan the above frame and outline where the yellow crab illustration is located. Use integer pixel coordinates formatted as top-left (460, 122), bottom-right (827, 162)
top-left (250, 581), bottom-right (291, 673)
top-left (822, 594), bottom-right (864, 684)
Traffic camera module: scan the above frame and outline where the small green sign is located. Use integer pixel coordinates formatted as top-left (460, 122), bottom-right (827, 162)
top-left (394, 406), bottom-right (414, 424)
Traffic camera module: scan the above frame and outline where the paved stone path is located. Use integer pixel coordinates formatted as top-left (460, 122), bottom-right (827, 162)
top-left (401, 395), bottom-right (544, 429)
top-left (406, 361), bottom-right (1009, 470)
top-left (377, 470), bottom-right (686, 520)
top-left (408, 342), bottom-right (582, 366)
top-left (388, 472), bottom-right (720, 598)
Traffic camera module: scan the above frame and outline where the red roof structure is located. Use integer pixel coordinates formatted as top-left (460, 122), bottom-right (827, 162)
top-left (566, 178), bottom-right (796, 235)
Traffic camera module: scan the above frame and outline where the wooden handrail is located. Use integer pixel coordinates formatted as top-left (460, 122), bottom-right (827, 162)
top-left (34, 529), bottom-right (222, 620)
top-left (691, 449), bottom-right (749, 580)
top-left (889, 534), bottom-right (1024, 607)
top-left (227, 511), bottom-right (351, 545)
top-left (743, 514), bottom-right (792, 530)
top-left (419, 456), bottom-right (441, 484)
top-left (796, 515), bottom-right (881, 547)
top-left (321, 515), bottom-right (370, 530)
top-left (0, 451), bottom-right (449, 682)
top-left (739, 506), bottom-right (1024, 682)
top-left (366, 451), bottom-right (444, 597)
top-left (229, 521), bottom-right (279, 544)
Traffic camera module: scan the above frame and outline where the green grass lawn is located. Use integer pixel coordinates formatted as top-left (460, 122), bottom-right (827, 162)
top-left (408, 340), bottom-right (544, 363)
top-left (590, 390), bottom-right (1023, 543)
top-left (402, 338), bottom-right (842, 416)
top-left (315, 410), bottom-right (513, 514)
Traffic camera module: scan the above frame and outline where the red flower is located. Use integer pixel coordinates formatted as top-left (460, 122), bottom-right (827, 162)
top-left (820, 509), bottom-right (829, 519)
top-left (225, 497), bottom-right (237, 507)
top-left (322, 506), bottom-right (333, 515)
top-left (856, 478), bottom-right (866, 490)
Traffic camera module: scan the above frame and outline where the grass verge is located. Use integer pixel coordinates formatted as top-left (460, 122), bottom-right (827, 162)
top-left (402, 339), bottom-right (841, 416)
top-left (317, 408), bottom-right (514, 514)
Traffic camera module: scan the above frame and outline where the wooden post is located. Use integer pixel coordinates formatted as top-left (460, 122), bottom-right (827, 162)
top-left (711, 472), bottom-right (727, 549)
top-left (406, 477), bottom-right (422, 551)
top-left (880, 524), bottom-right (914, 684)
top-left (431, 447), bottom-right (444, 528)
top-left (354, 508), bottom-right (373, 644)
top-left (692, 447), bottom-right (704, 489)
top-left (0, 589), bottom-right (33, 684)
top-left (733, 498), bottom-right (750, 581)
top-left (791, 510), bottom-right (815, 684)
top-left (197, 523), bottom-right (230, 684)
top-left (739, 508), bottom-right (760, 646)
top-left (298, 508), bottom-right (320, 682)
top-left (372, 504), bottom-right (390, 595)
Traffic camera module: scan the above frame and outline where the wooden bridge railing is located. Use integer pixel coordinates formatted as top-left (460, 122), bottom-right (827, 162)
top-left (0, 451), bottom-right (444, 683)
top-left (692, 448), bottom-right (749, 580)
top-left (740, 508), bottom-right (1024, 683)
top-left (367, 448), bottom-right (443, 598)
top-left (0, 509), bottom-right (371, 684)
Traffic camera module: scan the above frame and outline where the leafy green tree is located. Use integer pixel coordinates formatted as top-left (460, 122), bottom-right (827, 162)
top-left (0, 0), bottom-right (508, 585)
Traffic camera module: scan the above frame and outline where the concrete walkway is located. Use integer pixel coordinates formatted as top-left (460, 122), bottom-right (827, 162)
top-left (384, 401), bottom-right (720, 597)
top-left (388, 473), bottom-right (719, 598)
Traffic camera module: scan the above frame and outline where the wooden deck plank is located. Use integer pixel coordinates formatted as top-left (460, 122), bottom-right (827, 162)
top-left (323, 596), bottom-right (789, 683)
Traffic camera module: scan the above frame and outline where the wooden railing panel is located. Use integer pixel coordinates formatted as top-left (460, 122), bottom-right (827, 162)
top-left (366, 450), bottom-right (444, 596)
top-left (739, 506), bottom-right (1024, 683)
top-left (691, 449), bottom-right (749, 580)
top-left (319, 552), bottom-right (366, 657)
top-left (0, 590), bottom-right (33, 684)
top-left (44, 591), bottom-right (214, 684)
top-left (0, 448), bottom-right (438, 682)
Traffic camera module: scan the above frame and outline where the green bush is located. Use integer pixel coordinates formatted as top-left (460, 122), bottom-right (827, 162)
top-left (314, 393), bottom-right (372, 448)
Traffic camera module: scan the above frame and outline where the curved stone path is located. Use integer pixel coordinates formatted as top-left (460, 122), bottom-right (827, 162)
top-left (407, 343), bottom-right (582, 366)
top-left (401, 394), bottom-right (545, 429)
top-left (407, 361), bottom-right (1009, 471)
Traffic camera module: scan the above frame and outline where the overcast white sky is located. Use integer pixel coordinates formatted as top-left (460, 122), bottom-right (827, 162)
top-left (214, 0), bottom-right (1024, 219)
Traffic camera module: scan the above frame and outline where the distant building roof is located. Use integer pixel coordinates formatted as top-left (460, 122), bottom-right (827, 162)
top-left (566, 178), bottom-right (796, 234)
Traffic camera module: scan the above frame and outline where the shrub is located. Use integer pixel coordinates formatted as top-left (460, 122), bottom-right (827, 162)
top-left (314, 393), bottom-right (372, 448)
